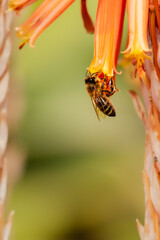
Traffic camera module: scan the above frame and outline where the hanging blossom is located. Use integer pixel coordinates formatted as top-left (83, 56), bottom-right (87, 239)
top-left (9, 0), bottom-right (94, 48)
top-left (88, 0), bottom-right (126, 77)
top-left (123, 0), bottom-right (151, 70)
top-left (9, 0), bottom-right (126, 80)
top-left (84, 0), bottom-right (126, 119)
top-left (9, 0), bottom-right (126, 104)
top-left (125, 1), bottom-right (160, 240)
top-left (9, 0), bottom-right (152, 104)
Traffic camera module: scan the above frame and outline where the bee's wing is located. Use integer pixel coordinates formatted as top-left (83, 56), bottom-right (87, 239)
top-left (91, 97), bottom-right (106, 121)
top-left (91, 98), bottom-right (100, 121)
top-left (98, 110), bottom-right (106, 119)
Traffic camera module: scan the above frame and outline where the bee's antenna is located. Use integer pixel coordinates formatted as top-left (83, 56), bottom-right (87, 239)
top-left (85, 68), bottom-right (90, 77)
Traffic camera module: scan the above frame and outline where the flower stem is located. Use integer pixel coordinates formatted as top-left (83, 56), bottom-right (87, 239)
top-left (150, 8), bottom-right (160, 80)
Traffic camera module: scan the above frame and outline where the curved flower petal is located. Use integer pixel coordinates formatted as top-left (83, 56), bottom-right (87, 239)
top-left (81, 0), bottom-right (94, 34)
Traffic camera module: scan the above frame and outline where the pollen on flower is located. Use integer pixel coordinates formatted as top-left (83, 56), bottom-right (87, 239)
top-left (125, 51), bottom-right (150, 69)
top-left (15, 26), bottom-right (34, 48)
top-left (9, 0), bottom-right (38, 14)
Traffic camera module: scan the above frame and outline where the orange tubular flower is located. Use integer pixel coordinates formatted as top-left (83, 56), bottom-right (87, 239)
top-left (16, 0), bottom-right (75, 48)
top-left (10, 0), bottom-right (94, 48)
top-left (123, 0), bottom-right (150, 68)
top-left (88, 0), bottom-right (126, 77)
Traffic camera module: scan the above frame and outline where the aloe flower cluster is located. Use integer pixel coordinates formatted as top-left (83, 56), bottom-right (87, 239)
top-left (9, 0), bottom-right (160, 239)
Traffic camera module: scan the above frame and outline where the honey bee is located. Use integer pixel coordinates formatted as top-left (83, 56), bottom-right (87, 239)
top-left (85, 74), bottom-right (116, 120)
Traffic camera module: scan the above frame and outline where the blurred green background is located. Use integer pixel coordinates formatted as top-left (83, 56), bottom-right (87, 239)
top-left (7, 1), bottom-right (145, 239)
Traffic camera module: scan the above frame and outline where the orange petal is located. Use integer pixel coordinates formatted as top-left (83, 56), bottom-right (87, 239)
top-left (89, 0), bottom-right (126, 76)
top-left (123, 0), bottom-right (150, 62)
top-left (81, 0), bottom-right (94, 34)
top-left (138, 0), bottom-right (150, 52)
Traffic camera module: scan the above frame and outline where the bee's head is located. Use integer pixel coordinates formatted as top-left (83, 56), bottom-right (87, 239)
top-left (85, 76), bottom-right (96, 85)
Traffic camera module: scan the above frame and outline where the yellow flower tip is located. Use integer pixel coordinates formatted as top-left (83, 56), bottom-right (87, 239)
top-left (136, 57), bottom-right (144, 68)
top-left (18, 37), bottom-right (35, 49)
top-left (8, 0), bottom-right (22, 13)
top-left (18, 36), bottom-right (29, 49)
top-left (103, 71), bottom-right (114, 78)
top-left (89, 67), bottom-right (114, 78)
top-left (6, 7), bottom-right (13, 13)
top-left (16, 27), bottom-right (31, 49)
top-left (19, 40), bottom-right (35, 49)
top-left (88, 65), bottom-right (121, 78)
top-left (88, 66), bottom-right (101, 75)
top-left (9, 0), bottom-right (39, 13)
top-left (123, 50), bottom-right (151, 78)
top-left (19, 41), bottom-right (26, 50)
top-left (16, 29), bottom-right (26, 40)
top-left (8, 1), bottom-right (16, 10)
top-left (125, 51), bottom-right (151, 70)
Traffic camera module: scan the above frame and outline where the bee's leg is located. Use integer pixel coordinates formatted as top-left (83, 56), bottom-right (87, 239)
top-left (103, 88), bottom-right (119, 96)
top-left (101, 78), bottom-right (106, 89)
top-left (115, 88), bottom-right (119, 92)
top-left (102, 90), bottom-right (110, 94)
top-left (102, 89), bottom-right (115, 97)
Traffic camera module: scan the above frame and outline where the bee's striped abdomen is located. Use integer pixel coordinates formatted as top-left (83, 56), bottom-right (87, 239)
top-left (96, 97), bottom-right (116, 117)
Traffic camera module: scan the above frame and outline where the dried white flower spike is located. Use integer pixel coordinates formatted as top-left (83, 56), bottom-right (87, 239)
top-left (136, 219), bottom-right (145, 240)
top-left (0, 0), bottom-right (13, 240)
top-left (0, 158), bottom-right (7, 204)
top-left (129, 90), bottom-right (147, 128)
top-left (2, 211), bottom-right (14, 240)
